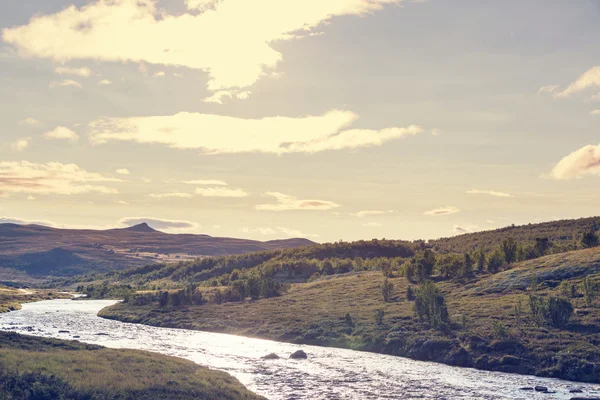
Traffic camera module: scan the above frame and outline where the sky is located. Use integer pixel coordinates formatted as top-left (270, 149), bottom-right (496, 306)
top-left (1, 0), bottom-right (600, 242)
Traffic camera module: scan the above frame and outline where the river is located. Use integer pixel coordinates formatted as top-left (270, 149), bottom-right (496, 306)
top-left (1, 299), bottom-right (599, 400)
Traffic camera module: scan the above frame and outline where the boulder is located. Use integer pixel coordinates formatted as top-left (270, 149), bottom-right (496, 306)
top-left (261, 353), bottom-right (280, 360)
top-left (534, 386), bottom-right (548, 392)
top-left (290, 350), bottom-right (308, 359)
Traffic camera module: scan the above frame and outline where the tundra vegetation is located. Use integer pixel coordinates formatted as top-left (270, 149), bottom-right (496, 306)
top-left (95, 220), bottom-right (600, 383)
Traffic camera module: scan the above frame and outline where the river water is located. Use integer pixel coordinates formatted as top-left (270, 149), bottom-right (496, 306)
top-left (1, 299), bottom-right (599, 400)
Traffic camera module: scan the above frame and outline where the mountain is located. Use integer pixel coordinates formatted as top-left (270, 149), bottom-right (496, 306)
top-left (0, 223), bottom-right (315, 277)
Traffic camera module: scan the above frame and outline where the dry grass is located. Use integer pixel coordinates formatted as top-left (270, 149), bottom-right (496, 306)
top-left (102, 248), bottom-right (600, 383)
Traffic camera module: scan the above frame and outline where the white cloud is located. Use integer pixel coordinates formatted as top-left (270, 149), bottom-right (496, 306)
top-left (88, 110), bottom-right (422, 155)
top-left (486, 220), bottom-right (495, 224)
top-left (98, 79), bottom-right (112, 85)
top-left (256, 192), bottom-right (340, 211)
top-left (363, 222), bottom-right (383, 227)
top-left (11, 138), bottom-right (30, 151)
top-left (116, 168), bottom-right (130, 175)
top-left (0, 216), bottom-right (56, 227)
top-left (236, 91), bottom-right (251, 100)
top-left (195, 187), bottom-right (248, 197)
top-left (149, 192), bottom-right (193, 199)
top-left (590, 109), bottom-right (600, 115)
top-left (353, 210), bottom-right (392, 218)
top-left (453, 224), bottom-right (479, 234)
top-left (431, 128), bottom-right (442, 136)
top-left (18, 118), bottom-right (41, 126)
top-left (55, 66), bottom-right (92, 77)
top-left (466, 189), bottom-right (514, 198)
top-left (538, 85), bottom-right (558, 95)
top-left (240, 226), bottom-right (317, 238)
top-left (3, 0), bottom-right (407, 92)
top-left (549, 144), bottom-right (600, 180)
top-left (203, 90), bottom-right (235, 104)
top-left (424, 206), bottom-right (460, 216)
top-left (44, 126), bottom-right (79, 141)
top-left (555, 66), bottom-right (600, 97)
top-left (153, 71), bottom-right (165, 78)
top-left (182, 179), bottom-right (227, 186)
top-left (119, 217), bottom-right (200, 232)
top-left (26, 195), bottom-right (36, 201)
top-left (49, 79), bottom-right (82, 89)
top-left (0, 161), bottom-right (120, 196)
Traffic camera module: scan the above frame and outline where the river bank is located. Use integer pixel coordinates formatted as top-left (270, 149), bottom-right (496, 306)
top-left (3, 299), bottom-right (599, 400)
top-left (98, 271), bottom-right (600, 384)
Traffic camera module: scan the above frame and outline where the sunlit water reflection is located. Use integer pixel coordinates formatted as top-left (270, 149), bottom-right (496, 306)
top-left (1, 300), bottom-right (599, 400)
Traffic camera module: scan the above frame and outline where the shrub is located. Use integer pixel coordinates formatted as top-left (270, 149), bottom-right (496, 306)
top-left (487, 249), bottom-right (504, 273)
top-left (414, 280), bottom-right (449, 329)
top-left (381, 279), bottom-right (394, 302)
top-left (406, 286), bottom-right (415, 301)
top-left (581, 277), bottom-right (597, 307)
top-left (375, 310), bottom-right (385, 326)
top-left (501, 237), bottom-right (518, 264)
top-left (546, 297), bottom-right (573, 328)
top-left (581, 228), bottom-right (599, 248)
top-left (492, 321), bottom-right (509, 339)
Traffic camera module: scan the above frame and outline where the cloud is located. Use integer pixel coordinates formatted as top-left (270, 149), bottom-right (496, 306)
top-left (55, 66), bottom-right (92, 77)
top-left (49, 79), bottom-right (82, 89)
top-left (549, 144), bottom-right (600, 180)
top-left (11, 138), bottom-right (30, 151)
top-left (88, 110), bottom-right (422, 154)
top-left (353, 210), bottom-right (393, 218)
top-left (466, 189), bottom-right (514, 198)
top-left (590, 109), bottom-right (600, 115)
top-left (18, 118), bottom-right (41, 126)
top-left (555, 66), bottom-right (600, 97)
top-left (240, 226), bottom-right (317, 238)
top-left (453, 224), bottom-right (479, 234)
top-left (423, 206), bottom-right (460, 216)
top-left (363, 222), bottom-right (383, 227)
top-left (182, 179), bottom-right (227, 186)
top-left (2, 0), bottom-right (406, 93)
top-left (538, 85), bottom-right (559, 95)
top-left (149, 192), bottom-right (193, 199)
top-left (0, 216), bottom-right (57, 227)
top-left (26, 195), bottom-right (36, 201)
top-left (153, 71), bottom-right (165, 78)
top-left (98, 79), bottom-right (112, 85)
top-left (195, 187), bottom-right (248, 197)
top-left (0, 161), bottom-right (120, 196)
top-left (118, 217), bottom-right (200, 232)
top-left (431, 128), bottom-right (442, 136)
top-left (116, 168), bottom-right (130, 175)
top-left (203, 89), bottom-right (251, 104)
top-left (44, 126), bottom-right (79, 141)
top-left (256, 192), bottom-right (340, 211)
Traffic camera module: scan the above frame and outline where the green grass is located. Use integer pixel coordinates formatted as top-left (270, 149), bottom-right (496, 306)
top-left (101, 247), bottom-right (600, 383)
top-left (0, 332), bottom-right (265, 400)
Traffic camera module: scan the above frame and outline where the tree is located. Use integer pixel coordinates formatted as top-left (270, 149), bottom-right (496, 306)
top-left (413, 250), bottom-right (436, 277)
top-left (487, 249), bottom-right (504, 273)
top-left (406, 286), bottom-right (416, 301)
top-left (436, 254), bottom-right (463, 279)
top-left (460, 253), bottom-right (474, 277)
top-left (232, 280), bottom-right (246, 301)
top-left (382, 278), bottom-right (394, 302)
top-left (534, 237), bottom-right (551, 257)
top-left (414, 280), bottom-right (449, 329)
top-left (245, 275), bottom-right (261, 300)
top-left (582, 228), bottom-right (599, 249)
top-left (546, 297), bottom-right (573, 328)
top-left (475, 248), bottom-right (486, 273)
top-left (376, 310), bottom-right (385, 326)
top-left (159, 291), bottom-right (169, 307)
top-left (501, 237), bottom-right (518, 264)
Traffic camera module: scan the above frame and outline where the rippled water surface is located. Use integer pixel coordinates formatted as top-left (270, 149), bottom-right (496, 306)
top-left (1, 300), bottom-right (599, 400)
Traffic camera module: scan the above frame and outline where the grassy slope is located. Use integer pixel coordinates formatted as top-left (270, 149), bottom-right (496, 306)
top-left (0, 286), bottom-right (70, 313)
top-left (0, 332), bottom-right (264, 400)
top-left (101, 247), bottom-right (600, 383)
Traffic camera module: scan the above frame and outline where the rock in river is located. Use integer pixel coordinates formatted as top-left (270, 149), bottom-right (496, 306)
top-left (290, 350), bottom-right (308, 359)
top-left (261, 353), bottom-right (280, 360)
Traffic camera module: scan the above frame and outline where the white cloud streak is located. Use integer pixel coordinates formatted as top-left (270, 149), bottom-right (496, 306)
top-left (11, 138), bottom-right (30, 151)
top-left (49, 79), bottom-right (82, 89)
top-left (466, 189), bottom-right (514, 198)
top-left (423, 206), bottom-right (460, 216)
top-left (87, 111), bottom-right (422, 155)
top-left (555, 66), bottom-right (600, 97)
top-left (0, 161), bottom-right (121, 195)
top-left (256, 192), bottom-right (340, 211)
top-left (2, 0), bottom-right (406, 92)
top-left (195, 187), bottom-right (248, 197)
top-left (55, 66), bottom-right (92, 77)
top-left (44, 126), bottom-right (79, 141)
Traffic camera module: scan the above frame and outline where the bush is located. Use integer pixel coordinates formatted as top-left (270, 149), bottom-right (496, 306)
top-left (581, 228), bottom-right (599, 248)
top-left (501, 237), bottom-right (518, 264)
top-left (375, 310), bottom-right (385, 326)
top-left (381, 279), bottom-right (394, 302)
top-left (581, 277), bottom-right (597, 307)
top-left (492, 321), bottom-right (509, 339)
top-left (414, 280), bottom-right (449, 329)
top-left (546, 297), bottom-right (573, 328)
top-left (487, 249), bottom-right (504, 273)
top-left (406, 286), bottom-right (415, 301)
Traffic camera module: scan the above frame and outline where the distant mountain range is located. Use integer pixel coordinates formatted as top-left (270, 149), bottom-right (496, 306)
top-left (0, 223), bottom-right (315, 277)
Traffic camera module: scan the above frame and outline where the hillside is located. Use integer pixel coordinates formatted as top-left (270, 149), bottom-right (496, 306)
top-left (0, 331), bottom-right (264, 400)
top-left (429, 216), bottom-right (599, 253)
top-left (100, 247), bottom-right (600, 384)
top-left (0, 223), bottom-right (315, 277)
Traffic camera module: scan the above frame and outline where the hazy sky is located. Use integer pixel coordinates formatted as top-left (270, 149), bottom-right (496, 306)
top-left (1, 0), bottom-right (600, 242)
